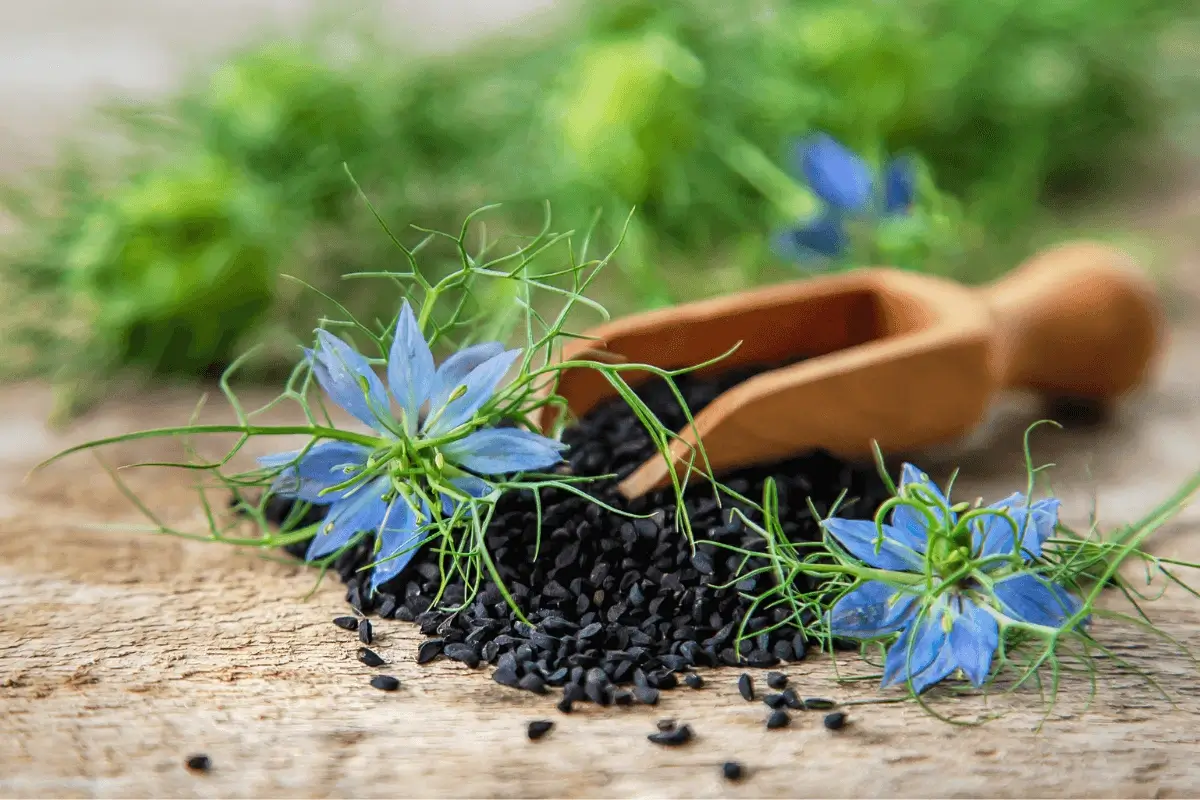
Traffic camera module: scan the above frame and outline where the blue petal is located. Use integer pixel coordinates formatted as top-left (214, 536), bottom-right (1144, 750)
top-left (948, 597), bottom-right (999, 686)
top-left (893, 463), bottom-right (955, 536)
top-left (793, 133), bottom-right (874, 213)
top-left (777, 211), bottom-right (849, 260)
top-left (258, 441), bottom-right (371, 504)
top-left (973, 492), bottom-right (1035, 562)
top-left (993, 573), bottom-right (1084, 628)
top-left (387, 301), bottom-right (437, 434)
top-left (438, 475), bottom-right (494, 518)
top-left (906, 636), bottom-right (960, 694)
top-left (442, 427), bottom-right (567, 475)
top-left (304, 477), bottom-right (389, 561)
top-left (424, 349), bottom-right (521, 436)
top-left (1030, 498), bottom-right (1061, 549)
top-left (882, 600), bottom-right (949, 688)
top-left (828, 580), bottom-right (918, 638)
top-left (883, 156), bottom-right (916, 213)
top-left (822, 518), bottom-right (924, 572)
top-left (369, 499), bottom-right (422, 591)
top-left (310, 330), bottom-right (392, 432)
top-left (428, 342), bottom-right (506, 420)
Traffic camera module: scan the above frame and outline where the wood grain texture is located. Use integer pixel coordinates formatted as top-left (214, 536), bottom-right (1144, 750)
top-left (2, 323), bottom-right (1200, 799)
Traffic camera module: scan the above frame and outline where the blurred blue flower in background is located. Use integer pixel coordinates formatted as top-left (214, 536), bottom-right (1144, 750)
top-left (777, 133), bottom-right (916, 263)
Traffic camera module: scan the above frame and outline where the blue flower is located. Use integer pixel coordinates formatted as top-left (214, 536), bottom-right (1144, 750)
top-left (824, 464), bottom-right (1085, 693)
top-left (260, 302), bottom-right (566, 591)
top-left (776, 133), bottom-right (915, 262)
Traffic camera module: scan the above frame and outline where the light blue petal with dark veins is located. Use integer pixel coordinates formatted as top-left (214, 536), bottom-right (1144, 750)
top-left (828, 580), bottom-right (918, 639)
top-left (972, 492), bottom-right (1034, 562)
top-left (369, 499), bottom-right (423, 591)
top-left (793, 133), bottom-right (873, 213)
top-left (387, 301), bottom-right (437, 434)
top-left (949, 598), bottom-right (1000, 686)
top-left (882, 599), bottom-right (949, 688)
top-left (993, 573), bottom-right (1084, 628)
top-left (258, 441), bottom-right (371, 504)
top-left (311, 330), bottom-right (392, 432)
top-left (442, 427), bottom-right (567, 475)
top-left (428, 342), bottom-right (506, 420)
top-left (822, 518), bottom-right (925, 572)
top-left (892, 463), bottom-right (954, 537)
top-left (425, 349), bottom-right (521, 436)
top-left (304, 477), bottom-right (389, 561)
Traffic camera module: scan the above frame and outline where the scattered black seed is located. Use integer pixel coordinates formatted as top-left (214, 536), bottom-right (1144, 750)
top-left (333, 616), bottom-right (359, 632)
top-left (556, 696), bottom-right (574, 714)
top-left (763, 693), bottom-right (787, 710)
top-left (722, 762), bottom-right (744, 782)
top-left (781, 688), bottom-right (803, 710)
top-left (273, 364), bottom-right (889, 709)
top-left (614, 690), bottom-right (634, 706)
top-left (824, 711), bottom-right (848, 730)
top-left (633, 686), bottom-right (660, 705)
top-left (648, 724), bottom-right (694, 746)
top-left (358, 619), bottom-right (373, 645)
top-left (656, 719), bottom-right (677, 731)
top-left (358, 647), bottom-right (385, 668)
top-left (518, 674), bottom-right (548, 695)
top-left (804, 697), bottom-right (837, 710)
top-left (527, 720), bottom-right (555, 740)
top-left (766, 709), bottom-right (790, 729)
top-left (370, 675), bottom-right (400, 692)
top-left (444, 643), bottom-right (482, 669)
top-left (737, 673), bottom-right (754, 701)
top-left (766, 672), bottom-right (788, 690)
top-left (185, 754), bottom-right (211, 772)
top-left (684, 673), bottom-right (704, 689)
top-left (416, 639), bottom-right (444, 665)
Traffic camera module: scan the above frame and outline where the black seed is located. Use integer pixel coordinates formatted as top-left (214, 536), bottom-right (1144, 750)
top-left (782, 688), bottom-right (804, 710)
top-left (746, 649), bottom-right (778, 668)
top-left (185, 754), bottom-right (211, 772)
top-left (737, 673), bottom-right (754, 701)
top-left (527, 720), bottom-right (555, 740)
top-left (804, 698), bottom-right (837, 710)
top-left (763, 693), bottom-right (787, 709)
top-left (518, 674), bottom-right (548, 695)
top-left (333, 616), bottom-right (359, 632)
top-left (370, 675), bottom-right (400, 692)
top-left (824, 711), bottom-right (848, 730)
top-left (648, 724), bottom-right (693, 746)
top-left (444, 643), bottom-right (481, 669)
top-left (481, 641), bottom-right (499, 663)
top-left (656, 718), bottom-right (676, 731)
top-left (416, 639), bottom-right (444, 665)
top-left (766, 672), bottom-right (788, 690)
top-left (633, 686), bottom-right (660, 705)
top-left (358, 620), bottom-right (373, 645)
top-left (556, 696), bottom-right (574, 714)
top-left (358, 648), bottom-right (385, 668)
top-left (772, 640), bottom-right (795, 662)
top-left (578, 622), bottom-right (603, 640)
top-left (722, 762), bottom-right (744, 781)
top-left (493, 667), bottom-right (521, 688)
top-left (563, 683), bottom-right (586, 704)
top-left (766, 709), bottom-right (790, 729)
top-left (614, 690), bottom-right (634, 706)
top-left (684, 673), bottom-right (704, 689)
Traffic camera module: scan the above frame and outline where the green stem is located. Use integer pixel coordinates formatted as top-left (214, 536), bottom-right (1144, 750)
top-left (711, 129), bottom-right (818, 220)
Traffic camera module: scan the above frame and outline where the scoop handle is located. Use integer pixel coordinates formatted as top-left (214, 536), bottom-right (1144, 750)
top-left (979, 242), bottom-right (1163, 399)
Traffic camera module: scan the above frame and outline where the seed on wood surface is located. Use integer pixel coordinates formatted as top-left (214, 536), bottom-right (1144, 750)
top-left (648, 724), bottom-right (693, 746)
top-left (493, 667), bottom-right (521, 688)
top-left (684, 673), bottom-right (704, 689)
top-left (633, 686), bottom-right (660, 705)
top-left (333, 616), bottom-right (359, 631)
top-left (358, 620), bottom-right (373, 645)
top-left (358, 648), bottom-right (385, 667)
top-left (444, 643), bottom-right (482, 668)
top-left (722, 762), bottom-right (744, 781)
top-left (804, 697), bottom-right (836, 710)
top-left (370, 675), bottom-right (400, 691)
top-left (518, 674), bottom-right (548, 695)
top-left (614, 690), bottom-right (634, 706)
top-left (824, 711), bottom-right (848, 730)
top-left (781, 688), bottom-right (803, 710)
top-left (185, 754), bottom-right (211, 772)
top-left (737, 673), bottom-right (754, 701)
top-left (556, 696), bottom-right (574, 714)
top-left (766, 671), bottom-right (788, 690)
top-left (416, 639), bottom-right (444, 665)
top-left (766, 709), bottom-right (790, 729)
top-left (763, 693), bottom-right (787, 709)
top-left (527, 720), bottom-right (555, 740)
top-left (656, 719), bottom-right (677, 731)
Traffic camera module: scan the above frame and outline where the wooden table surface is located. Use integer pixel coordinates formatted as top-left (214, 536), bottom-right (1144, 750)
top-left (2, 317), bottom-right (1200, 799)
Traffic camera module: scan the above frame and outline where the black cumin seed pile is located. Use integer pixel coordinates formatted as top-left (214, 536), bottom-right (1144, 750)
top-left (276, 362), bottom-right (888, 709)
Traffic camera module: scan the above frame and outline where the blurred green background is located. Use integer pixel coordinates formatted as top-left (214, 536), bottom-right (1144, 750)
top-left (2, 0), bottom-right (1198, 419)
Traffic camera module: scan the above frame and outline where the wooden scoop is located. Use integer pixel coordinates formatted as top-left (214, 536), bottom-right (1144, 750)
top-left (542, 242), bottom-right (1163, 500)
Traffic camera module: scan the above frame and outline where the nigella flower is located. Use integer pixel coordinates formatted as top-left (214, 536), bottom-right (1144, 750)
top-left (823, 464), bottom-right (1085, 693)
top-left (259, 302), bottom-right (566, 591)
top-left (776, 133), bottom-right (915, 262)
